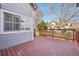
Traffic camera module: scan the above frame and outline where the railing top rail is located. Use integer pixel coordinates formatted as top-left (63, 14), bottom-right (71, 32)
top-left (47, 29), bottom-right (75, 31)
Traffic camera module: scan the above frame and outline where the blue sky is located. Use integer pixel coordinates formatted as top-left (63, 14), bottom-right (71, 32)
top-left (37, 3), bottom-right (61, 22)
top-left (37, 3), bottom-right (79, 22)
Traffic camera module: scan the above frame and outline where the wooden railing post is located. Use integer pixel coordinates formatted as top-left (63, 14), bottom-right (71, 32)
top-left (52, 29), bottom-right (53, 39)
top-left (73, 29), bottom-right (75, 42)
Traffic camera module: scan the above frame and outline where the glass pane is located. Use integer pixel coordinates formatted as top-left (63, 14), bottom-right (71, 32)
top-left (25, 28), bottom-right (30, 30)
top-left (20, 28), bottom-right (25, 30)
top-left (20, 20), bottom-right (24, 22)
top-left (4, 23), bottom-right (12, 31)
top-left (77, 3), bottom-right (79, 7)
top-left (13, 16), bottom-right (20, 23)
top-left (13, 24), bottom-right (20, 31)
top-left (4, 12), bottom-right (12, 22)
top-left (4, 12), bottom-right (21, 31)
top-left (20, 23), bottom-right (25, 30)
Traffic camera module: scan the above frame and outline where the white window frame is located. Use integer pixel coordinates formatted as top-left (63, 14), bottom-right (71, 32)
top-left (4, 12), bottom-right (21, 32)
top-left (0, 9), bottom-right (32, 34)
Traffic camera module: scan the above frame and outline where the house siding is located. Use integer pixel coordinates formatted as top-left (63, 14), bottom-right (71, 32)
top-left (0, 9), bottom-right (1, 33)
top-left (0, 3), bottom-right (34, 49)
top-left (0, 32), bottom-right (33, 49)
top-left (0, 3), bottom-right (33, 17)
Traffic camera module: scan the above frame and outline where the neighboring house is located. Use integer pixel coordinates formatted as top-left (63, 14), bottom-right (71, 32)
top-left (0, 3), bottom-right (37, 49)
top-left (47, 20), bottom-right (59, 29)
top-left (47, 20), bottom-right (79, 30)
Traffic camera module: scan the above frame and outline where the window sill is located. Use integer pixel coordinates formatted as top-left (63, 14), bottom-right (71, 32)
top-left (0, 30), bottom-right (32, 34)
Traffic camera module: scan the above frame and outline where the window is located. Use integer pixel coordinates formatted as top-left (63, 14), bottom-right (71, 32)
top-left (4, 12), bottom-right (20, 31)
top-left (1, 10), bottom-right (31, 34)
top-left (20, 17), bottom-right (31, 30)
top-left (76, 3), bottom-right (79, 7)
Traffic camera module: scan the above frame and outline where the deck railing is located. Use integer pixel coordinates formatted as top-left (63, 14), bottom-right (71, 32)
top-left (39, 29), bottom-right (75, 42)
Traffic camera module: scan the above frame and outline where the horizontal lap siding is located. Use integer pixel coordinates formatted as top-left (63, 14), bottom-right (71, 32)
top-left (0, 3), bottom-right (34, 49)
top-left (0, 3), bottom-right (33, 17)
top-left (0, 32), bottom-right (33, 49)
top-left (0, 9), bottom-right (1, 33)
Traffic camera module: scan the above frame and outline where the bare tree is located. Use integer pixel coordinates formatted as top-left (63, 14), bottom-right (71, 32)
top-left (61, 4), bottom-right (76, 21)
top-left (48, 3), bottom-right (57, 14)
top-left (48, 3), bottom-right (78, 28)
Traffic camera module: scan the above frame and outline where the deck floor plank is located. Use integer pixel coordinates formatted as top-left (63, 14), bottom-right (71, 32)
top-left (22, 45), bottom-right (41, 56)
top-left (2, 49), bottom-right (7, 56)
top-left (6, 48), bottom-right (12, 56)
top-left (0, 50), bottom-right (2, 56)
top-left (0, 36), bottom-right (79, 56)
top-left (9, 47), bottom-right (17, 56)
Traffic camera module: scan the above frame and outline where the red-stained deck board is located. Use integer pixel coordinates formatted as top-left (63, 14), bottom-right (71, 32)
top-left (6, 48), bottom-right (12, 56)
top-left (17, 45), bottom-right (33, 56)
top-left (0, 36), bottom-right (79, 56)
top-left (2, 49), bottom-right (7, 56)
top-left (0, 50), bottom-right (2, 56)
top-left (14, 46), bottom-right (23, 56)
top-left (9, 48), bottom-right (17, 56)
top-left (22, 45), bottom-right (41, 56)
top-left (12, 46), bottom-right (21, 56)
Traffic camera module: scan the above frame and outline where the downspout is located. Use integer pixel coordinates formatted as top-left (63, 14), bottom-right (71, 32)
top-left (0, 4), bottom-right (1, 9)
top-left (29, 3), bottom-right (38, 37)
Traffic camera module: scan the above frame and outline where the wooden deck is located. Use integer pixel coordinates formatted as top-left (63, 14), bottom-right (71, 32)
top-left (0, 36), bottom-right (79, 56)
